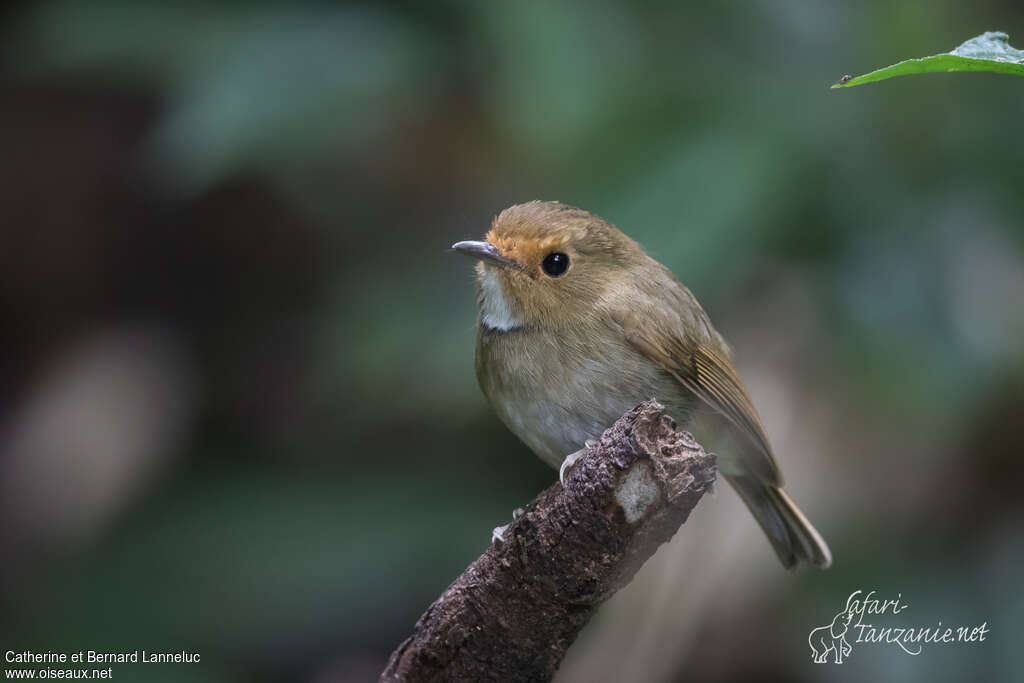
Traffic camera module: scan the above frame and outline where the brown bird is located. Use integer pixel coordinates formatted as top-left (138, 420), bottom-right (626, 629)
top-left (454, 200), bottom-right (831, 569)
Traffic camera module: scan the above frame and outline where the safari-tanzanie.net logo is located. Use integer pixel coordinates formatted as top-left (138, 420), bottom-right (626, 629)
top-left (808, 590), bottom-right (989, 664)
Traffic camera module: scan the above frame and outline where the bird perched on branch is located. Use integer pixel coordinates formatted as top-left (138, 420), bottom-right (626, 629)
top-left (453, 201), bottom-right (831, 569)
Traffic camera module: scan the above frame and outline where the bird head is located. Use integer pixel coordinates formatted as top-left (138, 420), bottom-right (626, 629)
top-left (453, 201), bottom-right (643, 332)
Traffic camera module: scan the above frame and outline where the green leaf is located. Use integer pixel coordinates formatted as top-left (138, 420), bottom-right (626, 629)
top-left (833, 31), bottom-right (1024, 88)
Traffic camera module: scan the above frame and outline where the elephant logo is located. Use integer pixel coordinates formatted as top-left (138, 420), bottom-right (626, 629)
top-left (808, 593), bottom-right (857, 664)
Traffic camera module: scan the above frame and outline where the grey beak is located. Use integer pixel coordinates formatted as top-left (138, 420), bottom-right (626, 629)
top-left (451, 240), bottom-right (518, 269)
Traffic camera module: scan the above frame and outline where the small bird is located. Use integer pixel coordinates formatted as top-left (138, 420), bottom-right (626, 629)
top-left (454, 201), bottom-right (831, 569)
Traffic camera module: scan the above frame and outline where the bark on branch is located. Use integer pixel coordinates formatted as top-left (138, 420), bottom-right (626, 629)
top-left (380, 400), bottom-right (717, 683)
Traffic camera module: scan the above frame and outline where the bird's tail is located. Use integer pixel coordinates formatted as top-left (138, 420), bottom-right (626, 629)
top-left (727, 475), bottom-right (832, 569)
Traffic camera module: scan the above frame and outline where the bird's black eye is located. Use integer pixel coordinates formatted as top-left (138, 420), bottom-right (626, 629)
top-left (541, 252), bottom-right (569, 277)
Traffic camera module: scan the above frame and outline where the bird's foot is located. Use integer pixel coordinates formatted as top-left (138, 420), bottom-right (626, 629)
top-left (559, 440), bottom-right (598, 485)
top-left (491, 504), bottom-right (533, 545)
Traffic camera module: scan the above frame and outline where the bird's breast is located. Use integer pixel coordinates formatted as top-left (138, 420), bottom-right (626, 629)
top-left (476, 324), bottom-right (693, 469)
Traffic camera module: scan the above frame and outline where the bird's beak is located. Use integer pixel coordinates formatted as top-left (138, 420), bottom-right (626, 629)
top-left (451, 240), bottom-right (519, 270)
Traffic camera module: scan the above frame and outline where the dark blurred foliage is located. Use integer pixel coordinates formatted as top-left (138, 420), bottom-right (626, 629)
top-left (1, 2), bottom-right (1023, 682)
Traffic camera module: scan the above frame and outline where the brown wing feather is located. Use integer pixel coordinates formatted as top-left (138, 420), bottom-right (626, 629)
top-left (688, 344), bottom-right (778, 469)
top-left (615, 305), bottom-right (782, 486)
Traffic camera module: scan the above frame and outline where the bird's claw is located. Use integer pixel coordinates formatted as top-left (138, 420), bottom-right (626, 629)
top-left (560, 440), bottom-right (597, 485)
top-left (492, 505), bottom-right (531, 545)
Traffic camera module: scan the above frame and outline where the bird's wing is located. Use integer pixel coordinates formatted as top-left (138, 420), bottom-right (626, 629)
top-left (613, 299), bottom-right (782, 486)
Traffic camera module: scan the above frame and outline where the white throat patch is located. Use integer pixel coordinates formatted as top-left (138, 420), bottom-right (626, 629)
top-left (479, 269), bottom-right (520, 331)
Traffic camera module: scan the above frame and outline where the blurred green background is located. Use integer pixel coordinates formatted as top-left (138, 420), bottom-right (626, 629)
top-left (2, 1), bottom-right (1022, 681)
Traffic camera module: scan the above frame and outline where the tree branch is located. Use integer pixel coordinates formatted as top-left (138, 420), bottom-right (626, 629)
top-left (380, 400), bottom-right (717, 683)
